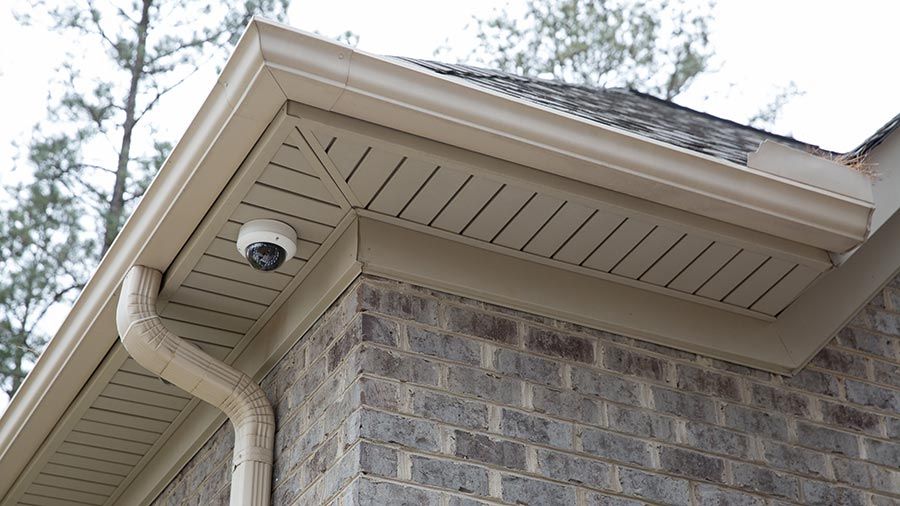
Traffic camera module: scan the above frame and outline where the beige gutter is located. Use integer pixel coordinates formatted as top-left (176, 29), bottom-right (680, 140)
top-left (117, 266), bottom-right (274, 506)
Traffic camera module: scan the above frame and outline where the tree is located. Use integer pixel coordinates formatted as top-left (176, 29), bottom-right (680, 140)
top-left (466, 0), bottom-right (715, 100)
top-left (0, 0), bottom-right (291, 401)
top-left (19, 0), bottom-right (290, 255)
top-left (0, 181), bottom-right (89, 398)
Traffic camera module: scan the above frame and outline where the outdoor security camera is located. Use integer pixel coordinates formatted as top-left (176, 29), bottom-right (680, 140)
top-left (236, 219), bottom-right (297, 272)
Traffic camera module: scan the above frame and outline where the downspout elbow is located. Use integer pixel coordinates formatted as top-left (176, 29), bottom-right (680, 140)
top-left (116, 265), bottom-right (274, 506)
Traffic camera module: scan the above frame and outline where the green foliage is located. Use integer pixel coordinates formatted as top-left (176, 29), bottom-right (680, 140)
top-left (466, 0), bottom-right (714, 99)
top-left (18, 0), bottom-right (291, 254)
top-left (0, 0), bottom-right (290, 401)
top-left (0, 181), bottom-right (90, 398)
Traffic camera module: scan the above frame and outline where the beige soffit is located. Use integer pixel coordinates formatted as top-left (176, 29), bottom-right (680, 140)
top-left (0, 17), bottom-right (890, 506)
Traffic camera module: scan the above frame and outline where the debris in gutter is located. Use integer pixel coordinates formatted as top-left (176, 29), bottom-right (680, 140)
top-left (808, 147), bottom-right (879, 179)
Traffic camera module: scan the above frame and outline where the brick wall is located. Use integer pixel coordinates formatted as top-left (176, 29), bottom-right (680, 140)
top-left (152, 275), bottom-right (899, 505)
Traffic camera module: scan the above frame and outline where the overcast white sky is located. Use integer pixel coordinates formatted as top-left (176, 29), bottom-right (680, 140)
top-left (0, 1), bottom-right (898, 406)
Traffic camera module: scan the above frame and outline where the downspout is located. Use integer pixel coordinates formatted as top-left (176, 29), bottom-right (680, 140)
top-left (116, 265), bottom-right (274, 506)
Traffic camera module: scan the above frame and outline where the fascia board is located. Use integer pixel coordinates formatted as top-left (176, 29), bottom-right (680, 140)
top-left (748, 140), bottom-right (873, 204)
top-left (251, 19), bottom-right (872, 253)
top-left (355, 217), bottom-right (795, 373)
top-left (0, 22), bottom-right (286, 499)
top-left (776, 198), bottom-right (900, 373)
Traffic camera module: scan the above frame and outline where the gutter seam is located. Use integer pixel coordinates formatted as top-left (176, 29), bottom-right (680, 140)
top-left (327, 48), bottom-right (356, 112)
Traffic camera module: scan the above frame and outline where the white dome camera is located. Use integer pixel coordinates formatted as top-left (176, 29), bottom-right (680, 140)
top-left (236, 219), bottom-right (297, 272)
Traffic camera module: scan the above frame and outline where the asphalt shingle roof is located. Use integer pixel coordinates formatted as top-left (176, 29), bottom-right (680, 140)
top-left (401, 58), bottom-right (822, 166)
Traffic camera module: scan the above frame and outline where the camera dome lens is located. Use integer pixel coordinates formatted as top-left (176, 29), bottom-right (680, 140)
top-left (245, 242), bottom-right (287, 272)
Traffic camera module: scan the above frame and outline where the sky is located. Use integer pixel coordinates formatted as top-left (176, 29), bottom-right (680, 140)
top-left (0, 1), bottom-right (898, 407)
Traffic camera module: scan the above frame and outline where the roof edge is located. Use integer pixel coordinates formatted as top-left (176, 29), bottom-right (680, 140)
top-left (253, 19), bottom-right (872, 252)
top-left (0, 21), bottom-right (286, 500)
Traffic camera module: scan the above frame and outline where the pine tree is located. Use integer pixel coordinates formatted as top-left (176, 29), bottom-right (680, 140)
top-left (466, 0), bottom-right (714, 99)
top-left (0, 0), bottom-right (291, 401)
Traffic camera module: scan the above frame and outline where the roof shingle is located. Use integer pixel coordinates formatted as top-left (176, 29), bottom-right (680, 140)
top-left (401, 58), bottom-right (823, 166)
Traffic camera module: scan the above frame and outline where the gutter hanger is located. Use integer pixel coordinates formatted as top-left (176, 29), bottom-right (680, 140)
top-left (116, 265), bottom-right (274, 506)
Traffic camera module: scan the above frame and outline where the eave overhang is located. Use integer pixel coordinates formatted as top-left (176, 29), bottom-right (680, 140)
top-left (251, 20), bottom-right (873, 253)
top-left (0, 18), bottom-right (890, 506)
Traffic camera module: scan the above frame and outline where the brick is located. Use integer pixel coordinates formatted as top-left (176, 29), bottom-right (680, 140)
top-left (571, 367), bottom-right (642, 407)
top-left (358, 409), bottom-right (439, 452)
top-left (359, 313), bottom-right (400, 346)
top-left (749, 382), bottom-right (811, 417)
top-left (501, 409), bottom-right (573, 449)
top-left (447, 497), bottom-right (491, 506)
top-left (629, 339), bottom-right (696, 361)
top-left (532, 385), bottom-right (601, 424)
top-left (864, 438), bottom-right (900, 467)
top-left (284, 357), bottom-right (327, 416)
top-left (358, 442), bottom-right (397, 477)
top-left (869, 463), bottom-right (900, 495)
top-left (446, 366), bottom-right (523, 406)
top-left (501, 474), bottom-right (577, 505)
top-left (580, 428), bottom-right (653, 467)
top-left (303, 435), bottom-right (340, 487)
top-left (795, 422), bottom-right (859, 457)
top-left (820, 401), bottom-right (881, 435)
top-left (604, 346), bottom-right (669, 383)
top-left (888, 417), bottom-right (900, 439)
top-left (836, 326), bottom-right (896, 359)
top-left (846, 379), bottom-right (899, 411)
top-left (651, 387), bottom-right (717, 423)
top-left (731, 463), bottom-right (799, 500)
top-left (676, 365), bottom-right (741, 401)
top-left (452, 430), bottom-right (526, 470)
top-left (708, 358), bottom-right (771, 381)
top-left (694, 484), bottom-right (765, 506)
top-left (322, 444), bottom-right (360, 499)
top-left (864, 307), bottom-right (900, 335)
top-left (282, 420), bottom-right (327, 481)
top-left (536, 448), bottom-right (612, 489)
top-left (801, 480), bottom-right (866, 506)
top-left (407, 326), bottom-right (481, 365)
top-left (872, 495), bottom-right (900, 506)
top-left (525, 326), bottom-right (594, 363)
top-left (783, 369), bottom-right (840, 397)
top-left (830, 457), bottom-right (866, 489)
top-left (445, 306), bottom-right (518, 344)
top-left (358, 283), bottom-right (438, 325)
top-left (494, 348), bottom-right (564, 387)
top-left (658, 446), bottom-right (725, 482)
top-left (410, 388), bottom-right (488, 430)
top-left (810, 347), bottom-right (868, 377)
top-left (354, 477), bottom-right (440, 506)
top-left (584, 492), bottom-right (644, 506)
top-left (359, 346), bottom-right (438, 385)
top-left (682, 421), bottom-right (751, 459)
top-left (358, 377), bottom-right (401, 410)
top-left (617, 467), bottom-right (690, 505)
top-left (606, 404), bottom-right (675, 441)
top-left (761, 441), bottom-right (827, 478)
top-left (410, 455), bottom-right (489, 496)
top-left (723, 405), bottom-right (788, 440)
top-left (873, 359), bottom-right (900, 388)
